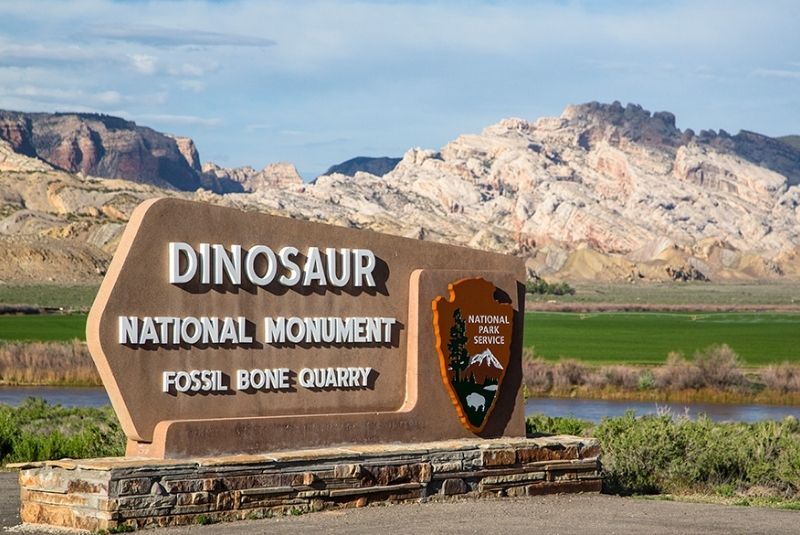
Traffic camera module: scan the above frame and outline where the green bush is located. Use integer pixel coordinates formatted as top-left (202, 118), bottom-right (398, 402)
top-left (525, 279), bottom-right (576, 296)
top-left (594, 411), bottom-right (800, 496)
top-left (527, 411), bottom-right (800, 499)
top-left (526, 413), bottom-right (592, 436)
top-left (0, 398), bottom-right (125, 465)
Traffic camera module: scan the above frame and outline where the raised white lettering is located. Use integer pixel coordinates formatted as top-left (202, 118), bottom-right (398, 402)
top-left (169, 242), bottom-right (196, 284)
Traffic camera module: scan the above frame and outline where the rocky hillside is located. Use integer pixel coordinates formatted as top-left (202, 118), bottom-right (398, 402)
top-left (779, 136), bottom-right (800, 152)
top-left (1, 102), bottom-right (799, 284)
top-left (201, 161), bottom-right (304, 193)
top-left (323, 156), bottom-right (401, 177)
top-left (259, 101), bottom-right (800, 282)
top-left (0, 111), bottom-right (231, 193)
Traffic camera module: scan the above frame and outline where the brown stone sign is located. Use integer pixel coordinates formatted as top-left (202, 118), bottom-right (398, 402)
top-left (87, 198), bottom-right (525, 458)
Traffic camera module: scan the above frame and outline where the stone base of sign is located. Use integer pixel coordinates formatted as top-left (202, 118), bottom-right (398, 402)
top-left (14, 436), bottom-right (601, 531)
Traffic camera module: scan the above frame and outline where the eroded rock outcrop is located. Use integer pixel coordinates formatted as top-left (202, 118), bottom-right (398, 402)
top-left (0, 111), bottom-right (208, 192)
top-left (1, 102), bottom-right (799, 284)
top-left (290, 101), bottom-right (800, 281)
top-left (201, 161), bottom-right (303, 193)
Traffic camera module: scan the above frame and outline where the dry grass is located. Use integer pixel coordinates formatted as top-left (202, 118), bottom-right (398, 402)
top-left (654, 352), bottom-right (704, 390)
top-left (523, 344), bottom-right (800, 404)
top-left (521, 352), bottom-right (554, 392)
top-left (591, 365), bottom-right (641, 390)
top-left (0, 340), bottom-right (100, 385)
top-left (762, 363), bottom-right (800, 393)
top-left (693, 344), bottom-right (746, 389)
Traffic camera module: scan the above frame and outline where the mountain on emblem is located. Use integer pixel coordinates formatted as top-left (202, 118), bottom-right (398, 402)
top-left (468, 348), bottom-right (504, 369)
top-left (463, 349), bottom-right (504, 385)
top-left (432, 278), bottom-right (515, 433)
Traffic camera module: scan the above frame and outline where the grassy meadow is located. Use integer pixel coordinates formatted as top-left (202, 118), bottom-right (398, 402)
top-left (525, 312), bottom-right (800, 366)
top-left (0, 314), bottom-right (87, 342)
top-left (2, 310), bottom-right (799, 366)
top-left (0, 281), bottom-right (799, 390)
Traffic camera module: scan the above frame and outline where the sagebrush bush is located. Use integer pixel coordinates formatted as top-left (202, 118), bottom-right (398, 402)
top-left (589, 366), bottom-right (640, 390)
top-left (693, 344), bottom-right (745, 390)
top-left (552, 359), bottom-right (589, 389)
top-left (762, 363), bottom-right (800, 394)
top-left (0, 398), bottom-right (125, 465)
top-left (653, 352), bottom-right (704, 390)
top-left (521, 356), bottom-right (553, 393)
top-left (593, 411), bottom-right (800, 497)
top-left (522, 345), bottom-right (765, 395)
top-left (526, 413), bottom-right (591, 436)
top-left (525, 279), bottom-right (575, 296)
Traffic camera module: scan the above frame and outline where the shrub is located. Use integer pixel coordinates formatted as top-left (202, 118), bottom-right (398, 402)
top-left (521, 355), bottom-right (553, 393)
top-left (595, 411), bottom-right (685, 494)
top-left (520, 345), bottom-right (784, 397)
top-left (693, 344), bottom-right (745, 390)
top-left (0, 398), bottom-right (125, 465)
top-left (762, 364), bottom-right (800, 394)
top-left (585, 365), bottom-right (640, 391)
top-left (526, 413), bottom-right (592, 436)
top-left (637, 369), bottom-right (655, 390)
top-left (525, 279), bottom-right (576, 296)
top-left (595, 411), bottom-right (800, 497)
top-left (654, 352), bottom-right (704, 390)
top-left (552, 359), bottom-right (589, 390)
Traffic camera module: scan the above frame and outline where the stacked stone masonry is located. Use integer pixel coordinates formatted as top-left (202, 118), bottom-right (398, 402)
top-left (15, 436), bottom-right (602, 531)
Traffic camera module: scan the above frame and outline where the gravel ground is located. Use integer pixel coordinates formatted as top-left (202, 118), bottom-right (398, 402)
top-left (0, 472), bottom-right (19, 531)
top-left (2, 472), bottom-right (798, 535)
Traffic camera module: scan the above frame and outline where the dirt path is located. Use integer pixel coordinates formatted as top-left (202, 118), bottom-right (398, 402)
top-left (2, 472), bottom-right (798, 534)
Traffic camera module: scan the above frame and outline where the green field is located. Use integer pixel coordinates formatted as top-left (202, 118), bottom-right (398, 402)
top-left (2, 311), bottom-right (800, 366)
top-left (525, 312), bottom-right (800, 365)
top-left (0, 315), bottom-right (87, 342)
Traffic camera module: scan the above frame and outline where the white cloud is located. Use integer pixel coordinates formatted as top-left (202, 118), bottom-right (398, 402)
top-left (245, 123), bottom-right (272, 132)
top-left (0, 42), bottom-right (99, 65)
top-left (0, 0), bottom-right (798, 171)
top-left (167, 60), bottom-right (219, 77)
top-left (94, 90), bottom-right (122, 104)
top-left (136, 113), bottom-right (221, 127)
top-left (129, 54), bottom-right (158, 75)
top-left (8, 85), bottom-right (121, 105)
top-left (752, 68), bottom-right (800, 80)
top-left (83, 24), bottom-right (276, 48)
top-left (178, 79), bottom-right (206, 93)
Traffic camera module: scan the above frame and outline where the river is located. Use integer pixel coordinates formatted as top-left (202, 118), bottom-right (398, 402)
top-left (524, 397), bottom-right (800, 423)
top-left (1, 386), bottom-right (799, 423)
top-left (0, 386), bottom-right (110, 408)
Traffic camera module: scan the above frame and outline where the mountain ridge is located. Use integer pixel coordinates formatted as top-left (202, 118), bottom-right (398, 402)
top-left (323, 156), bottom-right (401, 178)
top-left (1, 101), bottom-right (799, 284)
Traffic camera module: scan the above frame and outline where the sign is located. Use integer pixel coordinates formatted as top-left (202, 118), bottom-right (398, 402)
top-left (87, 198), bottom-right (526, 458)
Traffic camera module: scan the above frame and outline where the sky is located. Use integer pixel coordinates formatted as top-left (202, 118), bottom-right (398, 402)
top-left (0, 0), bottom-right (798, 179)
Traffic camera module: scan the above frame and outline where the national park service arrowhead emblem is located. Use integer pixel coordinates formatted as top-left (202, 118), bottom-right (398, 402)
top-left (432, 278), bottom-right (514, 433)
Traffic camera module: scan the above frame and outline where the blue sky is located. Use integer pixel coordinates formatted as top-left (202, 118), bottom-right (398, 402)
top-left (0, 0), bottom-right (798, 178)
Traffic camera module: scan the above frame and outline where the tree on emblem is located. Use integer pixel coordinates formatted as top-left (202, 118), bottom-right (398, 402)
top-left (448, 308), bottom-right (469, 383)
